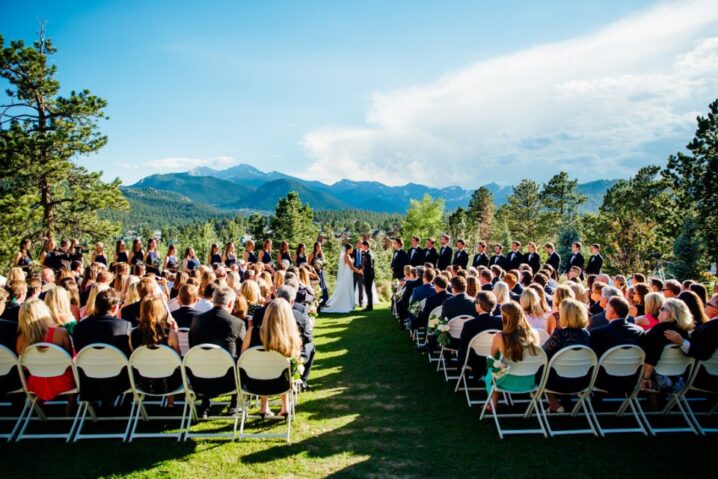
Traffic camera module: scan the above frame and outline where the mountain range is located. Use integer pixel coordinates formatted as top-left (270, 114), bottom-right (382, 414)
top-left (126, 163), bottom-right (618, 214)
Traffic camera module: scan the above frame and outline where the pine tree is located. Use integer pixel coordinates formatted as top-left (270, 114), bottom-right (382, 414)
top-left (466, 186), bottom-right (494, 244)
top-left (670, 216), bottom-right (706, 281)
top-left (500, 179), bottom-right (547, 244)
top-left (540, 171), bottom-right (586, 230)
top-left (401, 194), bottom-right (445, 242)
top-left (0, 30), bottom-right (127, 263)
top-left (270, 192), bottom-right (318, 247)
top-left (447, 207), bottom-right (468, 241)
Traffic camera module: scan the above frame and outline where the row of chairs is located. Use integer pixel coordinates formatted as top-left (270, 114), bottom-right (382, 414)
top-left (400, 303), bottom-right (718, 438)
top-left (0, 342), bottom-right (298, 443)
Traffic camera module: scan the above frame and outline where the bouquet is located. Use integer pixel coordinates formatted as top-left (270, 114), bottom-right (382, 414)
top-left (290, 357), bottom-right (305, 381)
top-left (486, 352), bottom-right (510, 380)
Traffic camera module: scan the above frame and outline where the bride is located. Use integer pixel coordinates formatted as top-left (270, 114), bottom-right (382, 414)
top-left (322, 243), bottom-right (363, 314)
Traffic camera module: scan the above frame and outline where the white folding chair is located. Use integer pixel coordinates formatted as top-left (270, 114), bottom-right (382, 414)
top-left (642, 344), bottom-right (698, 435)
top-left (536, 345), bottom-right (598, 436)
top-left (177, 328), bottom-right (191, 357)
top-left (16, 343), bottom-right (80, 441)
top-left (127, 345), bottom-right (187, 441)
top-left (537, 329), bottom-right (550, 346)
top-left (454, 330), bottom-right (499, 407)
top-left (391, 286), bottom-right (406, 319)
top-left (237, 347), bottom-right (294, 443)
top-left (422, 306), bottom-right (443, 363)
top-left (479, 347), bottom-right (548, 438)
top-left (410, 298), bottom-right (427, 343)
top-left (437, 315), bottom-right (475, 381)
top-left (73, 344), bottom-right (132, 441)
top-left (182, 344), bottom-right (240, 440)
top-left (587, 345), bottom-right (648, 436)
top-left (0, 345), bottom-right (24, 441)
top-left (678, 348), bottom-right (718, 434)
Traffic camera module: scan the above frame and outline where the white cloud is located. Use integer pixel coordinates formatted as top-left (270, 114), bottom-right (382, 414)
top-left (145, 155), bottom-right (237, 172)
top-left (300, 0), bottom-right (718, 187)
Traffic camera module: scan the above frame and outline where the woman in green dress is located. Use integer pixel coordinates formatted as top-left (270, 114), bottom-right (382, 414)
top-left (485, 301), bottom-right (541, 411)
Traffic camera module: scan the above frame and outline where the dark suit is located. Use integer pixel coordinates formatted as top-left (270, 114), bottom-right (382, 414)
top-left (437, 245), bottom-right (453, 271)
top-left (292, 304), bottom-right (315, 382)
top-left (509, 283), bottom-right (524, 301)
top-left (0, 301), bottom-right (21, 323)
top-left (409, 283), bottom-right (435, 304)
top-left (686, 319), bottom-right (718, 361)
top-left (457, 313), bottom-right (502, 375)
top-left (399, 277), bottom-right (423, 319)
top-left (415, 290), bottom-right (451, 330)
top-left (441, 293), bottom-right (477, 321)
top-left (390, 249), bottom-right (408, 280)
top-left (296, 284), bottom-right (315, 305)
top-left (586, 254), bottom-right (603, 275)
top-left (566, 252), bottom-right (585, 272)
top-left (452, 249), bottom-right (469, 269)
top-left (352, 250), bottom-right (365, 306)
top-left (0, 318), bottom-right (17, 352)
top-left (189, 306), bottom-right (246, 358)
top-left (72, 313), bottom-right (133, 357)
top-left (489, 254), bottom-right (506, 270)
top-left (120, 301), bottom-right (141, 327)
top-left (590, 318), bottom-right (644, 359)
top-left (407, 246), bottom-right (424, 267)
top-left (506, 250), bottom-right (524, 270)
top-left (424, 247), bottom-right (438, 267)
top-left (172, 306), bottom-right (200, 329)
top-left (524, 252), bottom-right (541, 274)
top-left (362, 249), bottom-right (375, 310)
top-left (472, 252), bottom-right (489, 268)
top-left (547, 251), bottom-right (561, 272)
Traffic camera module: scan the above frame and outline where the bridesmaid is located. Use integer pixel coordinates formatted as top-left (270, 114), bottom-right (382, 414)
top-left (39, 237), bottom-right (57, 270)
top-left (13, 238), bottom-right (33, 273)
top-left (183, 247), bottom-right (200, 272)
top-left (224, 242), bottom-right (237, 268)
top-left (308, 242), bottom-right (328, 305)
top-left (295, 243), bottom-right (307, 267)
top-left (277, 240), bottom-right (292, 266)
top-left (262, 239), bottom-right (273, 265)
top-left (130, 239), bottom-right (144, 266)
top-left (144, 238), bottom-right (161, 275)
top-left (90, 242), bottom-right (107, 266)
top-left (243, 240), bottom-right (258, 264)
top-left (163, 244), bottom-right (179, 273)
top-left (113, 239), bottom-right (129, 273)
top-left (208, 243), bottom-right (222, 266)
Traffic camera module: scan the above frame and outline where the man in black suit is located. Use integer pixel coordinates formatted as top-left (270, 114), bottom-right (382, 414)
top-left (544, 242), bottom-right (561, 273)
top-left (423, 238), bottom-right (438, 267)
top-left (0, 289), bottom-right (17, 351)
top-left (472, 241), bottom-right (489, 268)
top-left (506, 241), bottom-right (524, 271)
top-left (588, 285), bottom-right (621, 330)
top-left (437, 234), bottom-right (453, 271)
top-left (524, 242), bottom-right (541, 274)
top-left (415, 275), bottom-right (451, 331)
top-left (585, 243), bottom-right (604, 275)
top-left (504, 271), bottom-right (524, 301)
top-left (590, 296), bottom-right (644, 358)
top-left (479, 269), bottom-right (494, 291)
top-left (441, 276), bottom-right (477, 321)
top-left (566, 242), bottom-right (585, 273)
top-left (452, 239), bottom-right (469, 270)
top-left (172, 284), bottom-right (200, 329)
top-left (352, 241), bottom-right (366, 307)
top-left (390, 238), bottom-right (409, 280)
top-left (398, 266), bottom-right (424, 321)
top-left (406, 269), bottom-right (437, 330)
top-left (360, 241), bottom-right (375, 311)
top-left (1, 280), bottom-right (26, 323)
top-left (489, 244), bottom-right (507, 270)
top-left (665, 294), bottom-right (718, 361)
top-left (457, 291), bottom-right (502, 377)
top-left (407, 236), bottom-right (424, 267)
top-left (73, 289), bottom-right (132, 357)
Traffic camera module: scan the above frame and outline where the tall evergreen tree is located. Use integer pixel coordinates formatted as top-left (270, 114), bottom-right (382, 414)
top-left (401, 194), bottom-right (445, 242)
top-left (447, 207), bottom-right (468, 241)
top-left (270, 191), bottom-right (318, 246)
top-left (466, 186), bottom-right (494, 243)
top-left (670, 216), bottom-right (706, 281)
top-left (500, 179), bottom-right (546, 244)
top-left (0, 30), bottom-right (127, 262)
top-left (540, 171), bottom-right (586, 229)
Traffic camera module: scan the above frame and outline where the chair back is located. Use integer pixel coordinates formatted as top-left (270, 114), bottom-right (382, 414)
top-left (419, 298), bottom-right (427, 310)
top-left (597, 345), bottom-right (645, 377)
top-left (183, 344), bottom-right (236, 379)
top-left (654, 344), bottom-right (694, 377)
top-left (537, 329), bottom-right (550, 345)
top-left (75, 344), bottom-right (128, 379)
top-left (447, 315), bottom-right (473, 339)
top-left (547, 345), bottom-right (597, 379)
top-left (237, 347), bottom-right (291, 396)
top-left (504, 346), bottom-right (547, 377)
top-left (177, 327), bottom-right (190, 356)
top-left (469, 330), bottom-right (499, 357)
top-left (0, 344), bottom-right (21, 394)
top-left (699, 348), bottom-right (718, 376)
top-left (428, 306), bottom-right (442, 320)
top-left (129, 345), bottom-right (182, 378)
top-left (18, 343), bottom-right (74, 378)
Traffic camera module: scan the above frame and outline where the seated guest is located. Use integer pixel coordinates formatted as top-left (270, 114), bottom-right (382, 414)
top-left (543, 298), bottom-right (591, 412)
top-left (0, 289), bottom-right (17, 351)
top-left (504, 272), bottom-right (523, 301)
top-left (457, 291), bottom-right (502, 378)
top-left (520, 288), bottom-right (551, 331)
top-left (650, 278), bottom-right (664, 293)
top-left (629, 283), bottom-right (649, 318)
top-left (479, 269), bottom-right (493, 292)
top-left (195, 282), bottom-right (217, 313)
top-left (409, 268), bottom-right (437, 305)
top-left (641, 298), bottom-right (694, 402)
top-left (442, 276), bottom-right (477, 321)
top-left (16, 299), bottom-right (76, 402)
top-left (276, 286), bottom-right (315, 389)
top-left (588, 281), bottom-right (607, 316)
top-left (485, 301), bottom-right (540, 411)
top-left (44, 286), bottom-right (77, 335)
top-left (689, 283), bottom-right (708, 306)
top-left (73, 289), bottom-right (132, 356)
top-left (414, 275), bottom-right (451, 332)
top-left (2, 280), bottom-right (27, 323)
top-left (665, 294), bottom-right (718, 361)
top-left (241, 298), bottom-right (302, 418)
top-left (120, 277), bottom-right (156, 326)
top-left (547, 285), bottom-right (576, 334)
top-left (588, 285), bottom-right (622, 331)
top-left (398, 266), bottom-right (425, 321)
top-left (590, 296), bottom-right (644, 359)
top-left (677, 290), bottom-right (710, 327)
top-left (635, 292), bottom-right (663, 331)
top-left (172, 284), bottom-right (200, 329)
top-left (662, 279), bottom-right (681, 298)
top-left (492, 281), bottom-right (511, 316)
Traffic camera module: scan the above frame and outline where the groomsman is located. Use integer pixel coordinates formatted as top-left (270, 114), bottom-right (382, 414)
top-left (490, 244), bottom-right (507, 270)
top-left (352, 241), bottom-right (365, 307)
top-left (423, 238), bottom-right (438, 267)
top-left (452, 239), bottom-right (469, 269)
top-left (506, 241), bottom-right (524, 270)
top-left (472, 241), bottom-right (489, 268)
top-left (391, 238), bottom-right (409, 280)
top-left (585, 243), bottom-right (604, 275)
top-left (437, 234), bottom-right (453, 271)
top-left (524, 242), bottom-right (541, 274)
top-left (544, 242), bottom-right (561, 272)
top-left (407, 236), bottom-right (424, 267)
top-left (566, 242), bottom-right (585, 272)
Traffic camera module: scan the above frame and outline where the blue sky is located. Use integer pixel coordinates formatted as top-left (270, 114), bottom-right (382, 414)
top-left (2, 0), bottom-right (717, 187)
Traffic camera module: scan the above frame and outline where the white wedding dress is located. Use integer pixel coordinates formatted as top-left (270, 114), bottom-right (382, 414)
top-left (322, 248), bottom-right (357, 313)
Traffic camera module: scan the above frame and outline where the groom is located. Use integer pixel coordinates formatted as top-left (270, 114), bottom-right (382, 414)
top-left (360, 240), bottom-right (375, 311)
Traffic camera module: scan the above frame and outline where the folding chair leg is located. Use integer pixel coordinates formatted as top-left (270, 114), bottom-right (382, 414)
top-left (7, 399), bottom-right (31, 442)
top-left (15, 398), bottom-right (38, 442)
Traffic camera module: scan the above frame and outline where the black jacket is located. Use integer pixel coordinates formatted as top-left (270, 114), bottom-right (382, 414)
top-left (172, 306), bottom-right (200, 329)
top-left (547, 251), bottom-right (561, 272)
top-left (505, 250), bottom-right (524, 271)
top-left (423, 247), bottom-right (438, 267)
top-left (567, 252), bottom-right (585, 271)
top-left (72, 313), bottom-right (133, 357)
top-left (189, 306), bottom-right (246, 358)
top-left (437, 245), bottom-right (453, 271)
top-left (489, 254), bottom-right (507, 270)
top-left (441, 293), bottom-right (477, 321)
top-left (524, 252), bottom-right (541, 274)
top-left (407, 247), bottom-right (424, 267)
top-left (453, 249), bottom-right (469, 269)
top-left (590, 318), bottom-right (644, 359)
top-left (586, 254), bottom-right (603, 275)
top-left (391, 249), bottom-right (408, 279)
top-left (472, 252), bottom-right (489, 268)
top-left (0, 319), bottom-right (17, 352)
top-left (0, 301), bottom-right (21, 323)
top-left (686, 319), bottom-right (718, 361)
top-left (417, 290), bottom-right (452, 329)
top-left (457, 313), bottom-right (502, 367)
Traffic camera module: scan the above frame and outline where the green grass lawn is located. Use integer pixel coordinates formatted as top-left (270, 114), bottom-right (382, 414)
top-left (1, 303), bottom-right (713, 478)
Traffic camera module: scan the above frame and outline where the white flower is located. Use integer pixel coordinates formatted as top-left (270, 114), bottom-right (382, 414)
top-left (437, 324), bottom-right (450, 332)
top-left (297, 364), bottom-right (305, 375)
top-left (428, 318), bottom-right (439, 329)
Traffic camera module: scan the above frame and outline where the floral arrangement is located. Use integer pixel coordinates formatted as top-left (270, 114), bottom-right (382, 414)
top-left (290, 356), bottom-right (305, 381)
top-left (486, 352), bottom-right (510, 380)
top-left (407, 300), bottom-right (423, 319)
top-left (428, 312), bottom-right (452, 347)
top-left (307, 285), bottom-right (322, 317)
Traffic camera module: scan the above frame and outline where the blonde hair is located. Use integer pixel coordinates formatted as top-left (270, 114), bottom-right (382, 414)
top-left (240, 280), bottom-right (261, 306)
top-left (520, 288), bottom-right (546, 317)
top-left (7, 267), bottom-right (26, 283)
top-left (226, 271), bottom-right (241, 290)
top-left (569, 283), bottom-right (589, 304)
top-left (137, 295), bottom-right (169, 345)
top-left (273, 271), bottom-right (285, 291)
top-left (84, 283), bottom-right (109, 318)
top-left (124, 277), bottom-right (141, 304)
top-left (298, 267), bottom-right (310, 285)
top-left (261, 299), bottom-right (302, 359)
top-left (44, 286), bottom-right (73, 326)
top-left (18, 299), bottom-right (54, 346)
top-left (661, 298), bottom-right (695, 332)
top-left (493, 281), bottom-right (510, 304)
top-left (552, 285), bottom-right (576, 309)
top-left (644, 292), bottom-right (664, 317)
top-left (559, 298), bottom-right (589, 329)
top-left (527, 284), bottom-right (550, 312)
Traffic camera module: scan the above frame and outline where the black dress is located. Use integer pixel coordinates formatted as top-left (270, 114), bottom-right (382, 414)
top-left (247, 251), bottom-right (258, 264)
top-left (18, 253), bottom-right (32, 273)
top-left (94, 254), bottom-right (107, 266)
top-left (210, 253), bottom-right (222, 265)
top-left (296, 254), bottom-right (307, 266)
top-left (225, 254), bottom-right (237, 268)
top-left (261, 251), bottom-right (272, 264)
top-left (145, 251), bottom-right (161, 274)
top-left (280, 251), bottom-right (292, 265)
top-left (131, 250), bottom-right (144, 265)
top-left (117, 251), bottom-right (129, 263)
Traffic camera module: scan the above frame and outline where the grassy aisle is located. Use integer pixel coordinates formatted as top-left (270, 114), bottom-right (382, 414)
top-left (0, 303), bottom-right (713, 478)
